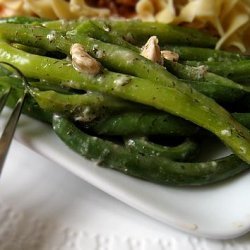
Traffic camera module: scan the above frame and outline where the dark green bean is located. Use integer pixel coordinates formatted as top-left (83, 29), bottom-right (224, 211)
top-left (163, 45), bottom-right (249, 62)
top-left (125, 137), bottom-right (199, 161)
top-left (165, 61), bottom-right (249, 103)
top-left (53, 115), bottom-right (249, 186)
top-left (184, 60), bottom-right (250, 83)
top-left (86, 111), bottom-right (199, 137)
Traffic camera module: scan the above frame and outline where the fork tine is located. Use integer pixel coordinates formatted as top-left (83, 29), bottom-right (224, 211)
top-left (0, 91), bottom-right (26, 173)
top-left (0, 88), bottom-right (11, 113)
top-left (0, 62), bottom-right (30, 175)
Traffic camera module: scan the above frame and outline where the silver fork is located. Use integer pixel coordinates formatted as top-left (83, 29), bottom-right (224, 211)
top-left (0, 62), bottom-right (27, 174)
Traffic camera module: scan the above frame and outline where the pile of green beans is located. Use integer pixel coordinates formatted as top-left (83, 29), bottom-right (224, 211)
top-left (0, 16), bottom-right (249, 186)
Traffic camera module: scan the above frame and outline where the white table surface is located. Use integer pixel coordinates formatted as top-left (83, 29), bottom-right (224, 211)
top-left (0, 140), bottom-right (250, 250)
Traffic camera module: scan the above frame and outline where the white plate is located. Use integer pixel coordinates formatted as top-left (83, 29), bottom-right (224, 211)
top-left (3, 110), bottom-right (250, 240)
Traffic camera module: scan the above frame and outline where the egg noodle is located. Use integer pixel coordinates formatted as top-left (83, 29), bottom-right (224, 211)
top-left (137, 0), bottom-right (250, 52)
top-left (0, 0), bottom-right (250, 52)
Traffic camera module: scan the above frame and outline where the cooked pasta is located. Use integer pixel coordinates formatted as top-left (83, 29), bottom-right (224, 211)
top-left (0, 0), bottom-right (110, 19)
top-left (136, 0), bottom-right (250, 52)
top-left (0, 0), bottom-right (250, 52)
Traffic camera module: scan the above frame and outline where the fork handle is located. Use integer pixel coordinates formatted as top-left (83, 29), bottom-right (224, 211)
top-left (0, 93), bottom-right (26, 174)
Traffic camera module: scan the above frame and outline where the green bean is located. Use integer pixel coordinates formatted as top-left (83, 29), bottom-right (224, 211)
top-left (29, 89), bottom-right (145, 121)
top-left (182, 79), bottom-right (245, 103)
top-left (0, 23), bottom-right (176, 81)
top-left (43, 19), bottom-right (75, 30)
top-left (75, 20), bottom-right (138, 52)
top-left (184, 60), bottom-right (250, 83)
top-left (86, 111), bottom-right (198, 137)
top-left (0, 82), bottom-right (52, 123)
top-left (0, 73), bottom-right (149, 120)
top-left (12, 43), bottom-right (46, 55)
top-left (12, 90), bottom-right (52, 123)
top-left (0, 16), bottom-right (49, 24)
top-left (90, 19), bottom-right (218, 48)
top-left (4, 71), bottom-right (249, 134)
top-left (0, 80), bottom-right (10, 96)
top-left (0, 24), bottom-right (250, 162)
top-left (43, 19), bottom-right (217, 48)
top-left (53, 115), bottom-right (249, 186)
top-left (0, 65), bottom-right (11, 77)
top-left (0, 75), bottom-right (72, 93)
top-left (125, 137), bottom-right (199, 161)
top-left (83, 110), bottom-right (250, 137)
top-left (0, 23), bottom-right (213, 84)
top-left (163, 45), bottom-right (249, 62)
top-left (165, 61), bottom-right (249, 103)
